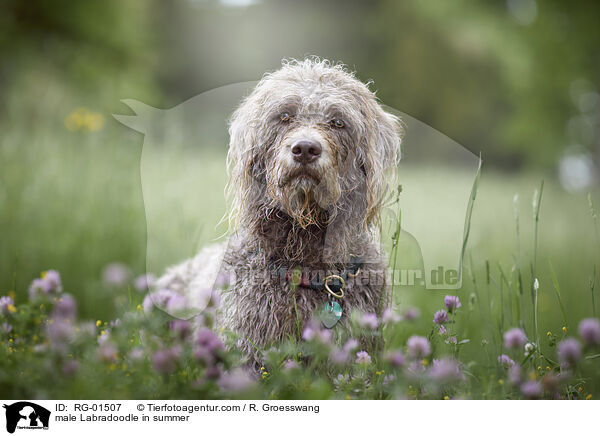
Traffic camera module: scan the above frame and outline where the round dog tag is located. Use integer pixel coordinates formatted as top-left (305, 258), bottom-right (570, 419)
top-left (320, 301), bottom-right (342, 329)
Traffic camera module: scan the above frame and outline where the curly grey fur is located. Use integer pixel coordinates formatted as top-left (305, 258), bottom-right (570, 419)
top-left (158, 58), bottom-right (402, 365)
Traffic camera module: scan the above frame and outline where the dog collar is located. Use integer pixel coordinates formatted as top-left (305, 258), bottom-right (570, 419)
top-left (279, 255), bottom-right (363, 299)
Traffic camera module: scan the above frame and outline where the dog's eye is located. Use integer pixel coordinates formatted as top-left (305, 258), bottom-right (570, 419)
top-left (331, 119), bottom-right (345, 128)
top-left (279, 112), bottom-right (292, 122)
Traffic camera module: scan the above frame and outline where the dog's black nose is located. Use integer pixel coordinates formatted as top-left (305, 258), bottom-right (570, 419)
top-left (291, 140), bottom-right (322, 164)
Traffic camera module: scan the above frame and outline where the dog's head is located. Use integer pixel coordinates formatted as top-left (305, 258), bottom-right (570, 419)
top-left (228, 58), bottom-right (402, 229)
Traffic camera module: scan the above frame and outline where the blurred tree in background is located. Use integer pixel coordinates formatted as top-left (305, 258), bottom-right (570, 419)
top-left (1, 0), bottom-right (599, 169)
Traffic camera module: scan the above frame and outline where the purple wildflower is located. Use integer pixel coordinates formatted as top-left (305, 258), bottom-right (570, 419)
top-left (194, 346), bottom-right (215, 365)
top-left (302, 320), bottom-right (332, 344)
top-left (302, 326), bottom-right (316, 341)
top-left (166, 293), bottom-right (189, 313)
top-left (196, 328), bottom-right (224, 353)
top-left (28, 272), bottom-right (62, 300)
top-left (333, 374), bottom-right (350, 391)
top-left (382, 375), bottom-right (395, 387)
top-left (97, 331), bottom-right (110, 345)
top-left (445, 336), bottom-right (458, 345)
top-left (557, 338), bottom-right (582, 367)
top-left (0, 296), bottom-right (15, 315)
top-left (344, 339), bottom-right (359, 352)
top-left (152, 346), bottom-right (182, 373)
top-left (44, 270), bottom-right (62, 292)
top-left (359, 313), bottom-right (379, 329)
top-left (355, 350), bottom-right (372, 365)
top-left (1, 322), bottom-right (12, 335)
top-left (134, 273), bottom-right (156, 292)
top-left (382, 308), bottom-right (401, 324)
top-left (578, 318), bottom-right (600, 346)
top-left (330, 348), bottom-right (349, 364)
top-left (433, 310), bottom-right (449, 325)
top-left (98, 343), bottom-right (118, 363)
top-left (217, 368), bottom-right (255, 392)
top-left (521, 381), bottom-right (542, 399)
top-left (143, 289), bottom-right (183, 313)
top-left (46, 319), bottom-right (74, 351)
top-left (403, 307), bottom-right (420, 321)
top-left (102, 263), bottom-right (131, 287)
top-left (385, 350), bottom-right (405, 368)
top-left (170, 319), bottom-right (191, 340)
top-left (438, 325), bottom-right (447, 335)
top-left (444, 295), bottom-right (461, 313)
top-left (128, 348), bottom-right (145, 362)
top-left (29, 278), bottom-right (51, 300)
top-left (407, 335), bottom-right (431, 359)
top-left (498, 354), bottom-right (515, 367)
top-left (53, 294), bottom-right (76, 320)
top-left (429, 358), bottom-right (465, 383)
top-left (508, 364), bottom-right (522, 385)
top-left (504, 328), bottom-right (527, 348)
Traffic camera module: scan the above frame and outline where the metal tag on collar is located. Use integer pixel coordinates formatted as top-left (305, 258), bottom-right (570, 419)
top-left (320, 300), bottom-right (342, 328)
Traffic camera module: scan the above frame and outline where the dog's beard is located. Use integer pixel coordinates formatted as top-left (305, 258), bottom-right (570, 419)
top-left (268, 166), bottom-right (341, 229)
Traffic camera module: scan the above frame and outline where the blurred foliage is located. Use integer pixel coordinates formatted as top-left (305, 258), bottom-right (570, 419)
top-left (2, 0), bottom-right (599, 168)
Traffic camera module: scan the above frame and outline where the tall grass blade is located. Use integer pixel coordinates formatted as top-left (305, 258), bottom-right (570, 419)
top-left (458, 156), bottom-right (482, 281)
top-left (548, 260), bottom-right (568, 328)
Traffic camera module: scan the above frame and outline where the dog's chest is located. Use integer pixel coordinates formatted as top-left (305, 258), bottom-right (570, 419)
top-left (222, 248), bottom-right (386, 347)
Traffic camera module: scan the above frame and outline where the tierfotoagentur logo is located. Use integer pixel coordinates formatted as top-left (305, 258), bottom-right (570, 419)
top-left (2, 402), bottom-right (50, 434)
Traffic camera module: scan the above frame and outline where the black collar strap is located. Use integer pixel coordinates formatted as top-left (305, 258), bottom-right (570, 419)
top-left (280, 255), bottom-right (363, 299)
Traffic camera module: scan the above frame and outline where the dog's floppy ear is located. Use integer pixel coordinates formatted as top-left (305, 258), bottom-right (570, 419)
top-left (363, 104), bottom-right (402, 226)
top-left (226, 89), bottom-right (264, 228)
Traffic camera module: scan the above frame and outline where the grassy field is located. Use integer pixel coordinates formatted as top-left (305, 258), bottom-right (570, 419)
top-left (1, 118), bottom-right (599, 399)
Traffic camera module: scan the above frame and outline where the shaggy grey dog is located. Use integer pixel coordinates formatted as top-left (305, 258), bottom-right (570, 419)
top-left (156, 58), bottom-right (402, 364)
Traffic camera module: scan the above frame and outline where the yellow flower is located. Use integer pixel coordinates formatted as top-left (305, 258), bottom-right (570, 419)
top-left (578, 386), bottom-right (583, 392)
top-left (136, 304), bottom-right (142, 311)
top-left (546, 331), bottom-right (552, 336)
top-left (443, 396), bottom-right (450, 400)
top-left (498, 379), bottom-right (504, 385)
top-left (545, 366), bottom-right (550, 371)
top-left (64, 108), bottom-right (105, 132)
top-left (345, 395), bottom-right (351, 400)
top-left (562, 326), bottom-right (567, 333)
top-left (421, 358), bottom-right (429, 366)
top-left (96, 320), bottom-right (102, 327)
top-left (586, 394), bottom-right (592, 400)
top-left (41, 271), bottom-right (48, 279)
top-left (7, 305), bottom-right (16, 313)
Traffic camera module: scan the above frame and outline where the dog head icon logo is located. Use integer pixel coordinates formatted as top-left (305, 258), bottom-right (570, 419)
top-left (3, 402), bottom-right (50, 433)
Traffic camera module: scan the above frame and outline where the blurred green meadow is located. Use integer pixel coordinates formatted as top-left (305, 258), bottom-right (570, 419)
top-left (1, 0), bottom-right (600, 399)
